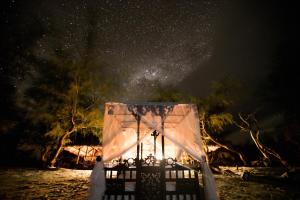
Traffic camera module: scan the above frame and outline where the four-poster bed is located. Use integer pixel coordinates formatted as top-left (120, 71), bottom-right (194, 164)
top-left (102, 102), bottom-right (218, 200)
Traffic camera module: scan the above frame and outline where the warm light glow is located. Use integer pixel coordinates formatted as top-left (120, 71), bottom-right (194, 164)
top-left (119, 135), bottom-right (182, 161)
top-left (155, 153), bottom-right (162, 160)
top-left (207, 145), bottom-right (220, 152)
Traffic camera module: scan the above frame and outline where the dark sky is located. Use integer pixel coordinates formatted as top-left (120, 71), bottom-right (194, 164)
top-left (0, 0), bottom-right (299, 161)
top-left (0, 0), bottom-right (296, 101)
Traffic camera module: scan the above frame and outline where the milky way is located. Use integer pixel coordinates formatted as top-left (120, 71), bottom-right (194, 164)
top-left (3, 0), bottom-right (284, 101)
top-left (15, 0), bottom-right (219, 100)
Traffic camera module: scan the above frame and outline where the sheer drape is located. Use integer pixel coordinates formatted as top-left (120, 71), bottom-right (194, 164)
top-left (88, 161), bottom-right (106, 200)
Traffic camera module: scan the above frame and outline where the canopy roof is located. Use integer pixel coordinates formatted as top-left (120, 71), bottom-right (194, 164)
top-left (64, 145), bottom-right (102, 161)
top-left (102, 102), bottom-right (205, 162)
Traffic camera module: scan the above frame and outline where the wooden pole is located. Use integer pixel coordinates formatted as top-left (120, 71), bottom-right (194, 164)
top-left (84, 146), bottom-right (89, 162)
top-left (141, 142), bottom-right (143, 159)
top-left (160, 109), bottom-right (166, 200)
top-left (76, 147), bottom-right (81, 164)
top-left (136, 115), bottom-right (141, 160)
top-left (161, 120), bottom-right (165, 160)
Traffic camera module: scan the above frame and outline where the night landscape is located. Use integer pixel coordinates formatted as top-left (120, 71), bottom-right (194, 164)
top-left (0, 0), bottom-right (299, 200)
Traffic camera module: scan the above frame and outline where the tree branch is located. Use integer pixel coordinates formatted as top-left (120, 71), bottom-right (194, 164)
top-left (238, 113), bottom-right (250, 128)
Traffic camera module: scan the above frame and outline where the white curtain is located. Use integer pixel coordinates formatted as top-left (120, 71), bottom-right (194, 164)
top-left (88, 161), bottom-right (106, 200)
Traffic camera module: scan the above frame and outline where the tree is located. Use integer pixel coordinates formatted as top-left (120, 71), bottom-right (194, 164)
top-left (199, 112), bottom-right (247, 165)
top-left (235, 113), bottom-right (288, 167)
top-left (197, 78), bottom-right (248, 165)
top-left (19, 57), bottom-right (113, 166)
top-left (150, 84), bottom-right (185, 102)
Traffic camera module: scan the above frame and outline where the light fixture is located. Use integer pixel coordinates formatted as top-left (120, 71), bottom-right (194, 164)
top-left (108, 106), bottom-right (114, 115)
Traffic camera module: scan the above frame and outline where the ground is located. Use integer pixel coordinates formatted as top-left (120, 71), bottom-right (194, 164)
top-left (215, 167), bottom-right (300, 200)
top-left (0, 167), bottom-right (299, 200)
top-left (0, 168), bottom-right (90, 199)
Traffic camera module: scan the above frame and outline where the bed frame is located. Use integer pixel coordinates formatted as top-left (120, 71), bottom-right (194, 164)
top-left (104, 155), bottom-right (203, 200)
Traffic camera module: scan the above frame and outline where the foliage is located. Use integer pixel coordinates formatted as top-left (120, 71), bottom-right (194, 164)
top-left (207, 113), bottom-right (234, 132)
top-left (150, 84), bottom-right (185, 102)
top-left (202, 77), bottom-right (244, 132)
top-left (15, 46), bottom-right (116, 166)
top-left (151, 77), bottom-right (242, 132)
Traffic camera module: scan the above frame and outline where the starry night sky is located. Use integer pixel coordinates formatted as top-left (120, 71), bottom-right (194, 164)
top-left (0, 0), bottom-right (297, 103)
top-left (0, 0), bottom-right (300, 166)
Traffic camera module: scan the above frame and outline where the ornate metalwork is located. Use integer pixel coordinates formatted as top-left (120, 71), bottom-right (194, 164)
top-left (105, 160), bottom-right (203, 200)
top-left (123, 158), bottom-right (136, 167)
top-left (105, 179), bottom-right (125, 193)
top-left (149, 104), bottom-right (174, 120)
top-left (151, 130), bottom-right (159, 157)
top-left (110, 157), bottom-right (137, 168)
top-left (165, 157), bottom-right (177, 167)
top-left (127, 103), bottom-right (175, 119)
top-left (111, 158), bottom-right (122, 166)
top-left (127, 104), bottom-right (149, 120)
top-left (138, 168), bottom-right (162, 200)
top-left (142, 154), bottom-right (157, 166)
